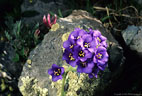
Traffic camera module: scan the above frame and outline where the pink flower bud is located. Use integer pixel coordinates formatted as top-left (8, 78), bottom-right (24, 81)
top-left (47, 14), bottom-right (52, 28)
top-left (52, 14), bottom-right (57, 25)
top-left (34, 29), bottom-right (40, 37)
top-left (43, 15), bottom-right (49, 27)
top-left (43, 14), bottom-right (57, 29)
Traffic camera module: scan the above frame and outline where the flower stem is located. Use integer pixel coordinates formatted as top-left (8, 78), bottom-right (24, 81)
top-left (61, 72), bottom-right (67, 96)
top-left (61, 66), bottom-right (77, 96)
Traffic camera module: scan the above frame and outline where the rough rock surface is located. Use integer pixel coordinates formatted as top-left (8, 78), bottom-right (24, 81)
top-left (122, 25), bottom-right (142, 57)
top-left (0, 43), bottom-right (22, 78)
top-left (0, 42), bottom-right (22, 95)
top-left (18, 10), bottom-right (124, 96)
top-left (21, 0), bottom-right (67, 24)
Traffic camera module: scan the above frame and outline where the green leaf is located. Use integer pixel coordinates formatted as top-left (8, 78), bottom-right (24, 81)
top-left (16, 21), bottom-right (21, 36)
top-left (101, 16), bottom-right (110, 22)
top-left (58, 9), bottom-right (63, 18)
top-left (12, 21), bottom-right (22, 38)
top-left (32, 23), bottom-right (39, 34)
top-left (12, 53), bottom-right (19, 62)
top-left (20, 48), bottom-right (25, 56)
top-left (5, 31), bottom-right (12, 41)
top-left (49, 11), bottom-right (55, 17)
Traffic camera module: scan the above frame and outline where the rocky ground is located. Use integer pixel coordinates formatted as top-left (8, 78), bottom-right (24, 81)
top-left (1, 0), bottom-right (142, 96)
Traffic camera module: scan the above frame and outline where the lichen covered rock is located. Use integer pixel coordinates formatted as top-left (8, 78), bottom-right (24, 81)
top-left (18, 10), bottom-right (124, 96)
top-left (20, 76), bottom-right (48, 96)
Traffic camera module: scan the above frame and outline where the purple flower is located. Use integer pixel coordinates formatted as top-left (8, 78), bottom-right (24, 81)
top-left (74, 46), bottom-right (92, 62)
top-left (93, 30), bottom-right (107, 48)
top-left (62, 28), bottom-right (109, 78)
top-left (76, 59), bottom-right (94, 73)
top-left (63, 38), bottom-right (76, 50)
top-left (88, 28), bottom-right (95, 36)
top-left (48, 64), bottom-right (64, 82)
top-left (63, 48), bottom-right (78, 67)
top-left (93, 46), bottom-right (108, 65)
top-left (88, 67), bottom-right (99, 78)
top-left (69, 28), bottom-right (87, 41)
top-left (77, 34), bottom-right (98, 53)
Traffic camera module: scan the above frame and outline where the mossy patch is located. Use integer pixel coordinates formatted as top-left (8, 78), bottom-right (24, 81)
top-left (1, 79), bottom-right (7, 91)
top-left (19, 76), bottom-right (48, 96)
top-left (27, 59), bottom-right (32, 68)
top-left (51, 23), bottom-right (60, 31)
top-left (62, 32), bottom-right (70, 43)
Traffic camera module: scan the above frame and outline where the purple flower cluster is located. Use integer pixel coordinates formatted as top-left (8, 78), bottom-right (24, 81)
top-left (63, 28), bottom-right (108, 78)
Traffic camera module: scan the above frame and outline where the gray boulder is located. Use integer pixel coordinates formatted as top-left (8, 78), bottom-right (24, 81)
top-left (21, 0), bottom-right (67, 24)
top-left (122, 25), bottom-right (142, 57)
top-left (18, 10), bottom-right (124, 96)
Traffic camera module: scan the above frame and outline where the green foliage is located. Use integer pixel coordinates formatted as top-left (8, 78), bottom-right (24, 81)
top-left (101, 16), bottom-right (110, 23)
top-left (86, 0), bottom-right (94, 14)
top-left (4, 18), bottom-right (41, 62)
top-left (58, 9), bottom-right (63, 18)
top-left (12, 53), bottom-right (19, 62)
top-left (113, 0), bottom-right (123, 10)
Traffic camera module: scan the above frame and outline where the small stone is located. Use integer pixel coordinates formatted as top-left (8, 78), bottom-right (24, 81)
top-left (3, 50), bottom-right (7, 55)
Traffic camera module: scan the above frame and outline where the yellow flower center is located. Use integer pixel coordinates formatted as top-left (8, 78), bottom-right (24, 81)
top-left (77, 36), bottom-right (81, 39)
top-left (79, 51), bottom-right (85, 57)
top-left (54, 69), bottom-right (61, 76)
top-left (69, 53), bottom-right (75, 61)
top-left (81, 61), bottom-right (87, 67)
top-left (84, 43), bottom-right (90, 48)
top-left (97, 37), bottom-right (101, 42)
top-left (96, 44), bottom-right (100, 48)
top-left (96, 53), bottom-right (102, 59)
top-left (70, 45), bottom-right (74, 49)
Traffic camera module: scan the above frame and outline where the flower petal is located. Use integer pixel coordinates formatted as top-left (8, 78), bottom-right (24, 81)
top-left (52, 64), bottom-right (59, 69)
top-left (98, 60), bottom-right (105, 64)
top-left (48, 68), bottom-right (54, 75)
top-left (61, 67), bottom-right (65, 74)
top-left (100, 35), bottom-right (107, 41)
top-left (85, 51), bottom-right (92, 58)
top-left (69, 60), bottom-right (77, 67)
top-left (63, 40), bottom-right (71, 48)
top-left (83, 34), bottom-right (92, 42)
top-left (52, 75), bottom-right (62, 82)
top-left (83, 67), bottom-right (92, 73)
top-left (87, 62), bottom-right (95, 69)
top-left (93, 57), bottom-right (97, 63)
top-left (88, 74), bottom-right (94, 78)
top-left (77, 38), bottom-right (84, 47)
top-left (80, 57), bottom-right (87, 62)
top-left (93, 30), bottom-right (101, 37)
top-left (77, 66), bottom-right (83, 73)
